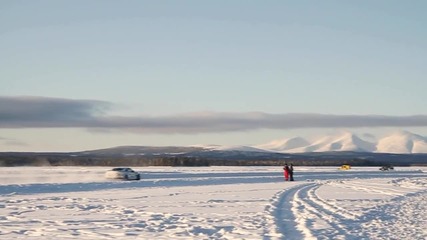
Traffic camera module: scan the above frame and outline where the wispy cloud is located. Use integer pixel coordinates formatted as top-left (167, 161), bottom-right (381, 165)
top-left (0, 96), bottom-right (110, 128)
top-left (1, 96), bottom-right (427, 133)
top-left (0, 136), bottom-right (28, 147)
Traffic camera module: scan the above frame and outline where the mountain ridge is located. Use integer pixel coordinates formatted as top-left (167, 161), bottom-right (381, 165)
top-left (77, 131), bottom-right (427, 155)
top-left (2, 131), bottom-right (427, 166)
top-left (250, 131), bottom-right (427, 154)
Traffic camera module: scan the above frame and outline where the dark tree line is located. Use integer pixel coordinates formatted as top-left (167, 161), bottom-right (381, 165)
top-left (1, 154), bottom-right (416, 167)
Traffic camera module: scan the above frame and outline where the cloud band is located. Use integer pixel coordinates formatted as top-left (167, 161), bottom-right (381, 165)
top-left (1, 96), bottom-right (427, 133)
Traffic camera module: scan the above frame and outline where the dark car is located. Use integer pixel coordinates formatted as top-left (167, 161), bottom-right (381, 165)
top-left (380, 165), bottom-right (394, 171)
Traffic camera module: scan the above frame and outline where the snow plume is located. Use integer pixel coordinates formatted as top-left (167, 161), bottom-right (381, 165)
top-left (2, 96), bottom-right (427, 133)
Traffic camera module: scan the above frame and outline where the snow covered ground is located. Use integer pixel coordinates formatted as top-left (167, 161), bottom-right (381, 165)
top-left (0, 166), bottom-right (426, 239)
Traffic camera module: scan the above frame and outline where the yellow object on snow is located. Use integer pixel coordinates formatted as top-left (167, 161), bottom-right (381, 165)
top-left (339, 164), bottom-right (351, 170)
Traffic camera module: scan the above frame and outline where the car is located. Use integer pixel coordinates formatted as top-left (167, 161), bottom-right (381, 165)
top-left (339, 164), bottom-right (351, 170)
top-left (105, 167), bottom-right (140, 180)
top-left (380, 165), bottom-right (394, 171)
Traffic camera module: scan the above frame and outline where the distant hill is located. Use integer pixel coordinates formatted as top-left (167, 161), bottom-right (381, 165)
top-left (1, 130), bottom-right (427, 167)
top-left (1, 146), bottom-right (426, 167)
top-left (81, 146), bottom-right (204, 156)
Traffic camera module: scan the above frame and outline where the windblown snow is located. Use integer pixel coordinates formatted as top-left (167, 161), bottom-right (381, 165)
top-left (0, 166), bottom-right (426, 239)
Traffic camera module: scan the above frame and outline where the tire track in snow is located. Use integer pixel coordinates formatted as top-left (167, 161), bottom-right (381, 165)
top-left (306, 183), bottom-right (362, 220)
top-left (294, 183), bottom-right (367, 240)
top-left (331, 180), bottom-right (408, 197)
top-left (268, 178), bottom-right (427, 240)
top-left (264, 183), bottom-right (316, 240)
top-left (291, 183), bottom-right (352, 239)
top-left (267, 181), bottom-right (370, 240)
top-left (264, 183), bottom-right (314, 240)
top-left (282, 183), bottom-right (316, 240)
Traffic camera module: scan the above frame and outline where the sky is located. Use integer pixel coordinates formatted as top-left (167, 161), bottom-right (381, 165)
top-left (1, 0), bottom-right (427, 152)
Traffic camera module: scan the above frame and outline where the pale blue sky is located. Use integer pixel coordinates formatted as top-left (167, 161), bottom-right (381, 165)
top-left (1, 1), bottom-right (427, 151)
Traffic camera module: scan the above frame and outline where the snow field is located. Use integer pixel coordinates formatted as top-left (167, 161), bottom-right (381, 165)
top-left (0, 166), bottom-right (426, 239)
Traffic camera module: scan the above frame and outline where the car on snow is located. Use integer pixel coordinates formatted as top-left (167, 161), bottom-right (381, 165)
top-left (380, 165), bottom-right (394, 171)
top-left (339, 164), bottom-right (351, 170)
top-left (105, 167), bottom-right (140, 180)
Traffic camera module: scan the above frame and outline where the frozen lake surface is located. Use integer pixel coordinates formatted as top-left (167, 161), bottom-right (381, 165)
top-left (1, 166), bottom-right (426, 239)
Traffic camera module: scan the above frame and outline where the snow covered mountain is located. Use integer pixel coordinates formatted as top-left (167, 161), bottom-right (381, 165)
top-left (3, 131), bottom-right (426, 168)
top-left (254, 137), bottom-right (310, 152)
top-left (376, 131), bottom-right (427, 154)
top-left (289, 132), bottom-right (376, 153)
top-left (254, 132), bottom-right (376, 153)
top-left (250, 131), bottom-right (427, 154)
top-left (209, 145), bottom-right (271, 152)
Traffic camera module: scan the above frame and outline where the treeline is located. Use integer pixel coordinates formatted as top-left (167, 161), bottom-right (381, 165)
top-left (0, 155), bottom-right (209, 167)
top-left (0, 155), bottom-right (403, 167)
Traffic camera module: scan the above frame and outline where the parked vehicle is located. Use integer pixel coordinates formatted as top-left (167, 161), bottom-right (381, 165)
top-left (339, 164), bottom-right (351, 170)
top-left (380, 165), bottom-right (394, 171)
top-left (105, 167), bottom-right (140, 180)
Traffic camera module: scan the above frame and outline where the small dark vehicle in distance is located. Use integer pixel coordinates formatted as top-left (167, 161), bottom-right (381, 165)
top-left (380, 165), bottom-right (394, 171)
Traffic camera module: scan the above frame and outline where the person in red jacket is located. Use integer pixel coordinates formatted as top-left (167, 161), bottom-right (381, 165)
top-left (283, 163), bottom-right (290, 181)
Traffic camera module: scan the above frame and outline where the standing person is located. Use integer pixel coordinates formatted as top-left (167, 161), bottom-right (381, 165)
top-left (283, 163), bottom-right (290, 181)
top-left (289, 164), bottom-right (294, 181)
